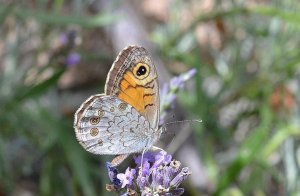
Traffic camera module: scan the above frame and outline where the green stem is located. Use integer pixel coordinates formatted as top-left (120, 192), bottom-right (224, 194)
top-left (0, 4), bottom-right (118, 27)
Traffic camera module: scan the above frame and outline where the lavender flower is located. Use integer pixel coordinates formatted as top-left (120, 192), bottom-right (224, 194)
top-left (134, 151), bottom-right (156, 166)
top-left (59, 33), bottom-right (69, 46)
top-left (117, 168), bottom-right (136, 188)
top-left (65, 52), bottom-right (81, 67)
top-left (105, 151), bottom-right (191, 195)
top-left (59, 30), bottom-right (77, 46)
top-left (106, 162), bottom-right (122, 189)
top-left (153, 150), bottom-right (172, 168)
top-left (160, 68), bottom-right (197, 124)
top-left (170, 167), bottom-right (191, 188)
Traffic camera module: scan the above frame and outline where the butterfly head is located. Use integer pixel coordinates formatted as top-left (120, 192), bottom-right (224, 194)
top-left (156, 126), bottom-right (166, 139)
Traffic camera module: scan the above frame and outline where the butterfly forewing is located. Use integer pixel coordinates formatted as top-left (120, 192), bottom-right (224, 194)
top-left (74, 95), bottom-right (155, 155)
top-left (105, 46), bottom-right (160, 129)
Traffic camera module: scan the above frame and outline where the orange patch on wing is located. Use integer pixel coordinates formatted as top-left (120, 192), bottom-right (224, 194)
top-left (118, 86), bottom-right (144, 112)
top-left (118, 71), bottom-right (154, 114)
top-left (123, 72), bottom-right (136, 87)
top-left (144, 94), bottom-right (154, 106)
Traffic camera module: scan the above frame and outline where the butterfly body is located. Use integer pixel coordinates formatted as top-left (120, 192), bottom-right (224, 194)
top-left (74, 46), bottom-right (162, 165)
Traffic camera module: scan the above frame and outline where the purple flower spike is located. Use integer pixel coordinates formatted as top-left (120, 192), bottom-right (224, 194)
top-left (106, 162), bottom-right (122, 188)
top-left (134, 151), bottom-right (156, 166)
top-left (170, 188), bottom-right (185, 196)
top-left (153, 151), bottom-right (172, 168)
top-left (127, 188), bottom-right (137, 196)
top-left (137, 175), bottom-right (150, 189)
top-left (59, 33), bottom-right (68, 45)
top-left (182, 68), bottom-right (197, 81)
top-left (141, 161), bottom-right (151, 176)
top-left (105, 150), bottom-right (190, 194)
top-left (170, 167), bottom-right (191, 188)
top-left (157, 185), bottom-right (169, 194)
top-left (117, 168), bottom-right (136, 188)
top-left (106, 162), bottom-right (118, 181)
top-left (170, 68), bottom-right (197, 90)
top-left (159, 69), bottom-right (197, 124)
top-left (65, 52), bottom-right (80, 66)
top-left (152, 166), bottom-right (164, 188)
top-left (59, 30), bottom-right (77, 47)
top-left (141, 187), bottom-right (152, 196)
top-left (162, 166), bottom-right (173, 187)
top-left (170, 76), bottom-right (184, 89)
top-left (170, 160), bottom-right (182, 174)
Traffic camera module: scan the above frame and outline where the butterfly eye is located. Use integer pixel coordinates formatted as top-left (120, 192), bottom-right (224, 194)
top-left (136, 66), bottom-right (147, 76)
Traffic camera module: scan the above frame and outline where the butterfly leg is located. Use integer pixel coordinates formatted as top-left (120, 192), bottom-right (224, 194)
top-left (111, 154), bottom-right (129, 167)
top-left (152, 146), bottom-right (164, 151)
top-left (140, 148), bottom-right (147, 174)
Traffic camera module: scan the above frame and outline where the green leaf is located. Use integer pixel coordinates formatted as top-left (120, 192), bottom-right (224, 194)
top-left (252, 6), bottom-right (300, 27)
top-left (4, 69), bottom-right (64, 111)
top-left (0, 5), bottom-right (118, 28)
top-left (42, 111), bottom-right (98, 196)
top-left (262, 124), bottom-right (300, 158)
top-left (214, 105), bottom-right (273, 195)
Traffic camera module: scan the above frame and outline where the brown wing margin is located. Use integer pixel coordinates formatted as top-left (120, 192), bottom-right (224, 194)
top-left (74, 94), bottom-right (105, 128)
top-left (105, 45), bottom-right (142, 95)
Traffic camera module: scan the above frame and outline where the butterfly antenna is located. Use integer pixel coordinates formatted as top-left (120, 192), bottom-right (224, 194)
top-left (161, 119), bottom-right (202, 134)
top-left (162, 114), bottom-right (176, 124)
top-left (164, 119), bottom-right (202, 127)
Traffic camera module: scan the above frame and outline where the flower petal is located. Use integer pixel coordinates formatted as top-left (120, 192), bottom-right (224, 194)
top-left (170, 167), bottom-right (191, 188)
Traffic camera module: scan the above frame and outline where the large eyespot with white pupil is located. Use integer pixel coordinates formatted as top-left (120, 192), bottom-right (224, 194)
top-left (133, 63), bottom-right (150, 80)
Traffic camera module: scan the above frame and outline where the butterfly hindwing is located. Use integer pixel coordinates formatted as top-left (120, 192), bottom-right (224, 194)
top-left (74, 94), bottom-right (155, 155)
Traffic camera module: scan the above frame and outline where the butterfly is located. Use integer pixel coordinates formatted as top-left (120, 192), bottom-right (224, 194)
top-left (74, 46), bottom-right (164, 166)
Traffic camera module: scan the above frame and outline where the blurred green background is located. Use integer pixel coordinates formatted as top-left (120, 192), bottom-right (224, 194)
top-left (1, 0), bottom-right (300, 195)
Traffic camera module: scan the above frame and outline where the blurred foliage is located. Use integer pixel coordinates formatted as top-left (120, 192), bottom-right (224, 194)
top-left (0, 0), bottom-right (300, 196)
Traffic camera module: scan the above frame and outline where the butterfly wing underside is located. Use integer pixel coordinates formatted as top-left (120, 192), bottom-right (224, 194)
top-left (74, 94), bottom-right (155, 155)
top-left (105, 46), bottom-right (160, 130)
